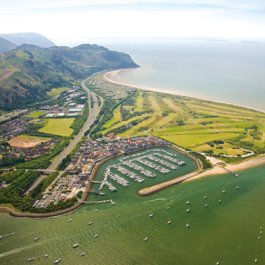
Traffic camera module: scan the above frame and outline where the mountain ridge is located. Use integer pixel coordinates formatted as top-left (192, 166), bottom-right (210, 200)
top-left (0, 43), bottom-right (138, 109)
top-left (0, 37), bottom-right (17, 53)
top-left (0, 33), bottom-right (55, 48)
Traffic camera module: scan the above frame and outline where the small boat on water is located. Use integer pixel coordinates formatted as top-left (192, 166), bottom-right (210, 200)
top-left (80, 252), bottom-right (85, 257)
top-left (54, 258), bottom-right (61, 264)
top-left (149, 213), bottom-right (154, 218)
top-left (205, 204), bottom-right (208, 208)
top-left (144, 237), bottom-right (148, 241)
top-left (27, 257), bottom-right (35, 262)
top-left (186, 201), bottom-right (190, 205)
top-left (44, 254), bottom-right (48, 258)
top-left (68, 218), bottom-right (73, 222)
top-left (73, 243), bottom-right (79, 248)
top-left (186, 224), bottom-right (190, 228)
top-left (93, 234), bottom-right (98, 238)
top-left (167, 220), bottom-right (172, 225)
top-left (186, 208), bottom-right (190, 213)
top-left (88, 222), bottom-right (93, 225)
top-left (166, 207), bottom-right (170, 210)
top-left (34, 237), bottom-right (39, 241)
top-left (218, 200), bottom-right (222, 203)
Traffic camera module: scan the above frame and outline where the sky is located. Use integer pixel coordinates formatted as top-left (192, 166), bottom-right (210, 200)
top-left (1, 0), bottom-right (265, 45)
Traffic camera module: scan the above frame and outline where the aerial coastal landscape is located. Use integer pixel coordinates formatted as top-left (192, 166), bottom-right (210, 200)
top-left (1, 1), bottom-right (265, 265)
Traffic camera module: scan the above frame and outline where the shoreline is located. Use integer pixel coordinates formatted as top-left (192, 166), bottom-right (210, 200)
top-left (104, 69), bottom-right (265, 114)
top-left (185, 154), bottom-right (265, 182)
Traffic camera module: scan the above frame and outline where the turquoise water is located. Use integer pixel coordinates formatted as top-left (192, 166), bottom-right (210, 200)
top-left (1, 164), bottom-right (265, 265)
top-left (107, 41), bottom-right (265, 112)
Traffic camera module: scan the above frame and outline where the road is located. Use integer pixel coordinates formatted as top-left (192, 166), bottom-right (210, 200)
top-left (23, 74), bottom-right (103, 195)
top-left (47, 75), bottom-right (103, 171)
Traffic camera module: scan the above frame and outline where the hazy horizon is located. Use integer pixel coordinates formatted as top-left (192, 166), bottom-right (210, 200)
top-left (1, 0), bottom-right (265, 45)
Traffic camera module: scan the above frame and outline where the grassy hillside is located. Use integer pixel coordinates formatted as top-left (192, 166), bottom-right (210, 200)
top-left (0, 44), bottom-right (138, 109)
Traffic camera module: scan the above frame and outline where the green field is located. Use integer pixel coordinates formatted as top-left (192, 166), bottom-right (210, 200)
top-left (97, 88), bottom-right (265, 158)
top-left (1, 164), bottom-right (265, 265)
top-left (39, 118), bottom-right (74, 137)
top-left (47, 87), bottom-right (68, 98)
top-left (26, 111), bottom-right (46, 119)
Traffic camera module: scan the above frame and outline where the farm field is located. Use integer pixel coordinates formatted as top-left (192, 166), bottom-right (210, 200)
top-left (39, 118), bottom-right (74, 137)
top-left (8, 135), bottom-right (50, 148)
top-left (98, 88), bottom-right (265, 158)
top-left (1, 164), bottom-right (265, 265)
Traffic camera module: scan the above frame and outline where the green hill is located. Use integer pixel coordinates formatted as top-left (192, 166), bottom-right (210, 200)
top-left (0, 44), bottom-right (138, 109)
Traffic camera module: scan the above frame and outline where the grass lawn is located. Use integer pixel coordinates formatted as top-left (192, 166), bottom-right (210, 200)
top-left (47, 87), bottom-right (68, 98)
top-left (193, 142), bottom-right (248, 156)
top-left (39, 118), bottom-right (74, 137)
top-left (26, 111), bottom-right (46, 119)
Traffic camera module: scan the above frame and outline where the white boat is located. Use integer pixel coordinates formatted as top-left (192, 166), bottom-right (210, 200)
top-left (88, 222), bottom-right (93, 225)
top-left (54, 258), bottom-right (61, 264)
top-left (73, 243), bottom-right (79, 248)
top-left (93, 234), bottom-right (98, 238)
top-left (68, 218), bottom-right (73, 222)
top-left (80, 252), bottom-right (85, 256)
top-left (149, 213), bottom-right (154, 218)
top-left (34, 237), bottom-right (39, 241)
top-left (27, 257), bottom-right (35, 262)
top-left (144, 237), bottom-right (148, 241)
top-left (167, 220), bottom-right (172, 225)
top-left (186, 224), bottom-right (190, 228)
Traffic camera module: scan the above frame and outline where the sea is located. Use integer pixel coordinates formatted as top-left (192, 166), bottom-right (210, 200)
top-left (104, 40), bottom-right (265, 112)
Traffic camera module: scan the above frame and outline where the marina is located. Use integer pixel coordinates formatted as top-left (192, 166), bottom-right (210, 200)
top-left (96, 148), bottom-right (188, 194)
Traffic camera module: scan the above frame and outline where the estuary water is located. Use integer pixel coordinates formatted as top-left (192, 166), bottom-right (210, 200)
top-left (108, 41), bottom-right (265, 112)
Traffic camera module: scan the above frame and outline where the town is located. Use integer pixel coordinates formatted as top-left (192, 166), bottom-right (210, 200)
top-left (34, 136), bottom-right (186, 208)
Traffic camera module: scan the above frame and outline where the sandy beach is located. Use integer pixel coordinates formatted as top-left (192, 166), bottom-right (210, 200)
top-left (186, 154), bottom-right (265, 182)
top-left (104, 70), bottom-right (199, 98)
top-left (104, 70), bottom-right (265, 114)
